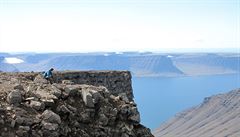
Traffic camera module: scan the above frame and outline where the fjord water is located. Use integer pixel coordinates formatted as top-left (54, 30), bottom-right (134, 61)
top-left (132, 74), bottom-right (240, 130)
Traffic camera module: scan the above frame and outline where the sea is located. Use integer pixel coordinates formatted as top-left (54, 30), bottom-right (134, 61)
top-left (132, 74), bottom-right (240, 130)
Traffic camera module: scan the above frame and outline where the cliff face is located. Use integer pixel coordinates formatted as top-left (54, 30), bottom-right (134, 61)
top-left (0, 71), bottom-right (153, 137)
top-left (153, 89), bottom-right (240, 137)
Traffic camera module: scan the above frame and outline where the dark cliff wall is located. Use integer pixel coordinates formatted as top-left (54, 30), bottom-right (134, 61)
top-left (53, 71), bottom-right (133, 100)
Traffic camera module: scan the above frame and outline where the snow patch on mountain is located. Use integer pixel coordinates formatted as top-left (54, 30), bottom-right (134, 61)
top-left (3, 57), bottom-right (24, 64)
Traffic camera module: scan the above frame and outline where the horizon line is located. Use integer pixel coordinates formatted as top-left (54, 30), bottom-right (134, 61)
top-left (1, 48), bottom-right (239, 54)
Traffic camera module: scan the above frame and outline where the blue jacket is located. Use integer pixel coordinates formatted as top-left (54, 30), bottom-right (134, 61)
top-left (43, 69), bottom-right (53, 78)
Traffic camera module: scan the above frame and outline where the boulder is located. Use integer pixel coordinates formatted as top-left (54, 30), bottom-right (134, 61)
top-left (64, 85), bottom-right (80, 97)
top-left (7, 90), bottom-right (22, 105)
top-left (81, 90), bottom-right (94, 108)
top-left (0, 106), bottom-right (5, 113)
top-left (31, 90), bottom-right (58, 100)
top-left (14, 116), bottom-right (37, 126)
top-left (41, 110), bottom-right (61, 124)
top-left (56, 105), bottom-right (71, 114)
top-left (50, 85), bottom-right (62, 98)
top-left (40, 99), bottom-right (55, 107)
top-left (90, 90), bottom-right (103, 104)
top-left (0, 117), bottom-right (4, 125)
top-left (98, 114), bottom-right (109, 126)
top-left (34, 74), bottom-right (48, 84)
top-left (13, 84), bottom-right (24, 91)
top-left (16, 126), bottom-right (30, 137)
top-left (30, 100), bottom-right (45, 111)
top-left (41, 121), bottom-right (59, 131)
top-left (79, 111), bottom-right (91, 123)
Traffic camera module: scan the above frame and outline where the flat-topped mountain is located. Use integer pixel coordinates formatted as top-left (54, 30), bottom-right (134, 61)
top-left (1, 52), bottom-right (239, 77)
top-left (154, 88), bottom-right (240, 137)
top-left (0, 53), bottom-right (185, 76)
top-left (0, 71), bottom-right (153, 137)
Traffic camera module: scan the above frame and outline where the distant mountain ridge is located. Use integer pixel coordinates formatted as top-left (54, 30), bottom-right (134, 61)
top-left (10, 53), bottom-right (184, 77)
top-left (0, 52), bottom-right (239, 77)
top-left (173, 53), bottom-right (240, 75)
top-left (153, 88), bottom-right (240, 137)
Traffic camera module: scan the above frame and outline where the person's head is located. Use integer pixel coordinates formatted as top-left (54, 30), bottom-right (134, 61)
top-left (50, 68), bottom-right (54, 71)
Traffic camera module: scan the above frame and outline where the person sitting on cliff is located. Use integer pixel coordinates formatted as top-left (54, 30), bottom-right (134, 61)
top-left (43, 68), bottom-right (54, 84)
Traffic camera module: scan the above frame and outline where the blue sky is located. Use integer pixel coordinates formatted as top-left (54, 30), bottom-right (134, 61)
top-left (0, 0), bottom-right (239, 52)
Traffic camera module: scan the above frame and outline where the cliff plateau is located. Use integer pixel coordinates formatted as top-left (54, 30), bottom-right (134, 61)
top-left (0, 71), bottom-right (153, 137)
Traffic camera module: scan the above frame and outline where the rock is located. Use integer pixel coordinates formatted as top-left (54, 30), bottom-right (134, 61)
top-left (0, 107), bottom-right (5, 113)
top-left (110, 94), bottom-right (121, 102)
top-left (81, 90), bottom-right (94, 108)
top-left (16, 126), bottom-right (30, 137)
top-left (0, 71), bottom-right (154, 137)
top-left (31, 130), bottom-right (42, 137)
top-left (67, 105), bottom-right (77, 113)
top-left (7, 90), bottom-right (22, 105)
top-left (135, 125), bottom-right (153, 137)
top-left (41, 121), bottom-right (60, 137)
top-left (121, 133), bottom-right (130, 137)
top-left (120, 104), bottom-right (130, 115)
top-left (42, 110), bottom-right (61, 124)
top-left (90, 89), bottom-right (103, 104)
top-left (6, 106), bottom-right (12, 111)
top-left (57, 105), bottom-right (71, 114)
top-left (34, 74), bottom-right (48, 84)
top-left (50, 85), bottom-right (62, 98)
top-left (62, 80), bottom-right (74, 85)
top-left (0, 118), bottom-right (4, 125)
top-left (31, 90), bottom-right (58, 100)
top-left (64, 85), bottom-right (79, 97)
top-left (108, 108), bottom-right (118, 125)
top-left (25, 97), bottom-right (35, 101)
top-left (119, 93), bottom-right (129, 103)
top-left (15, 116), bottom-right (36, 126)
top-left (14, 84), bottom-right (24, 91)
top-left (128, 107), bottom-right (140, 123)
top-left (59, 125), bottom-right (71, 136)
top-left (80, 111), bottom-right (91, 123)
top-left (30, 100), bottom-right (45, 111)
top-left (41, 121), bottom-right (59, 131)
top-left (40, 99), bottom-right (55, 107)
top-left (130, 101), bottom-right (137, 106)
top-left (11, 119), bottom-right (16, 127)
top-left (42, 128), bottom-right (59, 137)
top-left (52, 83), bottom-right (64, 90)
top-left (98, 114), bottom-right (109, 126)
top-left (26, 84), bottom-right (38, 93)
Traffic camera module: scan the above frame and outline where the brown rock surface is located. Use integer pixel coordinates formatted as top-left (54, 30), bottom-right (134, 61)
top-left (0, 71), bottom-right (153, 137)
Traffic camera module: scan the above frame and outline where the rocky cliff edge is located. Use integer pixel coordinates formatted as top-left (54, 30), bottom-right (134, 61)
top-left (0, 71), bottom-right (153, 137)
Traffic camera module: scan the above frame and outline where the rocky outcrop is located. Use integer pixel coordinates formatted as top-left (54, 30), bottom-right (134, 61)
top-left (154, 89), bottom-right (240, 137)
top-left (0, 71), bottom-right (153, 137)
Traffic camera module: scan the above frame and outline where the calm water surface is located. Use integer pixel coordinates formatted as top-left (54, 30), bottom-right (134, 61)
top-left (132, 74), bottom-right (240, 130)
